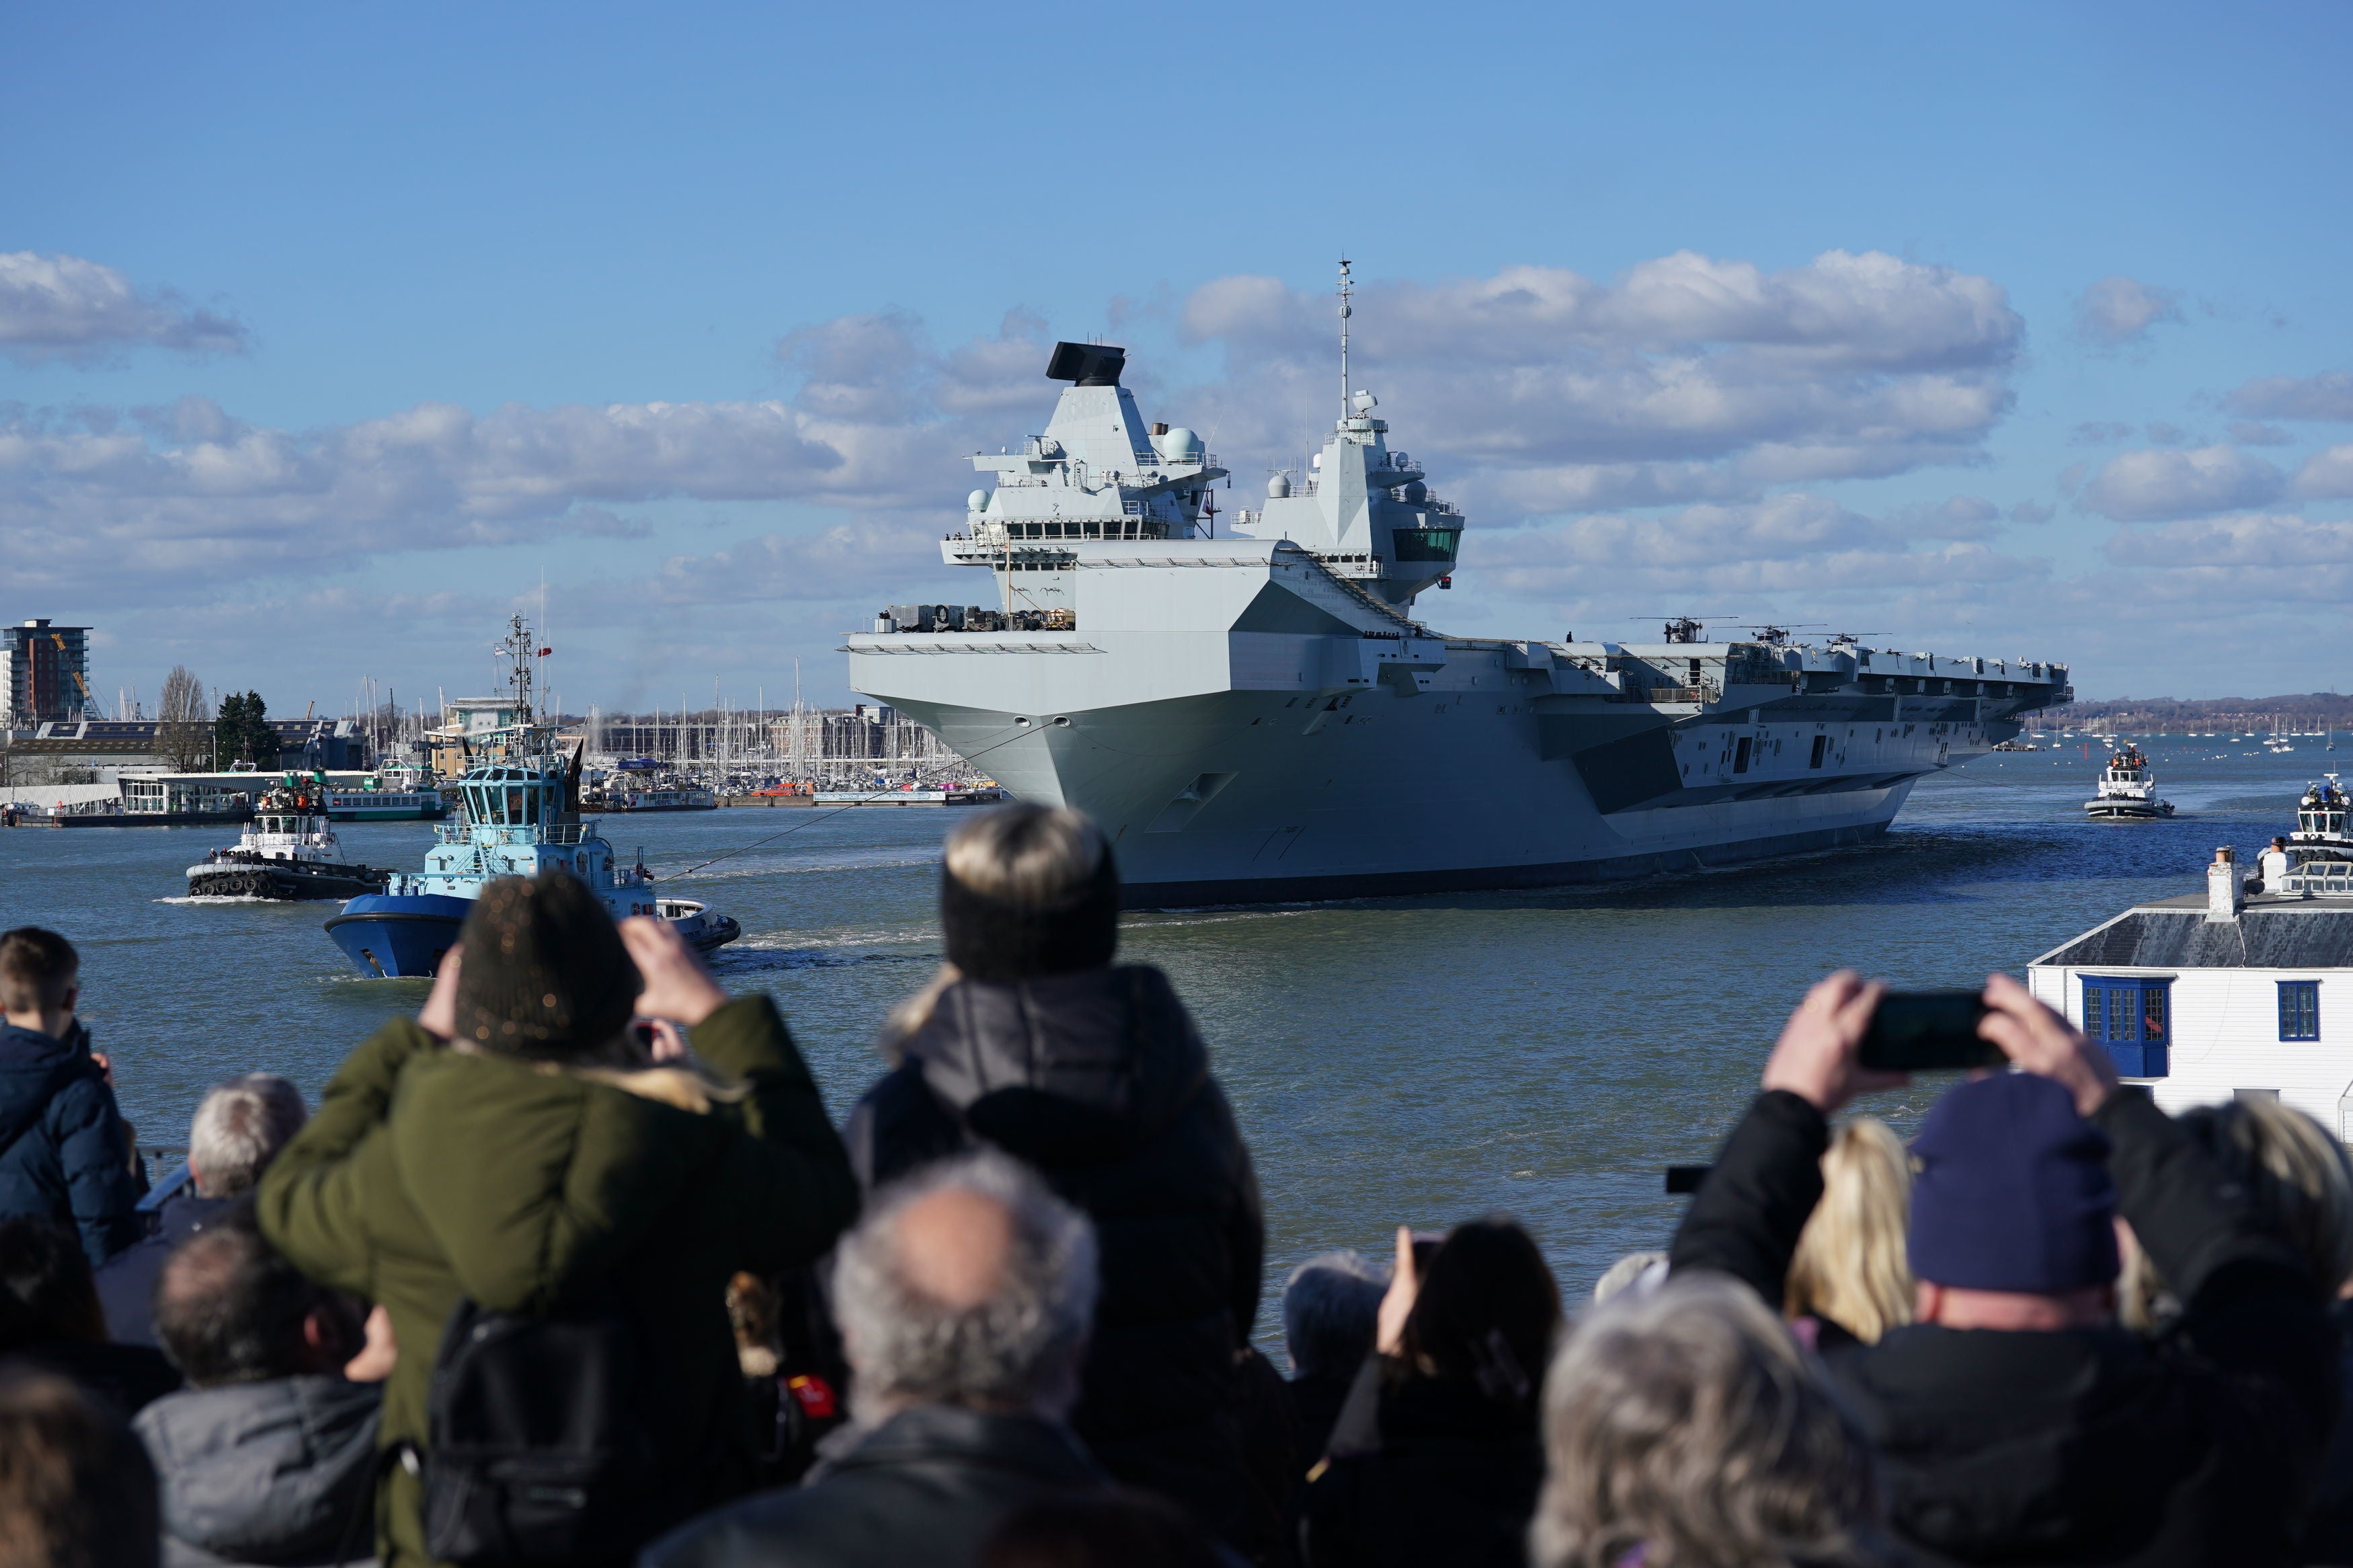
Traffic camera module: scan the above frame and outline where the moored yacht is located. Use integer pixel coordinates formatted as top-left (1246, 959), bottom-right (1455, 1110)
top-left (323, 618), bottom-right (740, 977)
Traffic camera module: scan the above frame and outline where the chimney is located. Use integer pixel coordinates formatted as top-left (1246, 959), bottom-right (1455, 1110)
top-left (2206, 845), bottom-right (2243, 922)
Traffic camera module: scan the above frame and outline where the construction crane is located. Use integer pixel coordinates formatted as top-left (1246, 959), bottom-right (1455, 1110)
top-left (52, 632), bottom-right (94, 711)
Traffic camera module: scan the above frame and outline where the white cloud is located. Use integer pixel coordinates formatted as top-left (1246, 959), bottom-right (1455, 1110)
top-left (5, 255), bottom-right (2034, 610)
top-left (2098, 513), bottom-right (2353, 604)
top-left (2229, 421), bottom-right (2293, 447)
top-left (2225, 371), bottom-right (2353, 422)
top-left (0, 251), bottom-right (248, 366)
top-left (2295, 443), bottom-right (2353, 500)
top-left (2105, 512), bottom-right (2353, 569)
top-left (0, 395), bottom-right (852, 597)
top-left (2078, 444), bottom-right (2286, 522)
top-left (1896, 495), bottom-right (2005, 540)
top-left (1176, 251), bottom-right (2022, 516)
top-left (1466, 492), bottom-right (2044, 605)
top-left (644, 522), bottom-right (957, 608)
top-left (2071, 276), bottom-right (2184, 347)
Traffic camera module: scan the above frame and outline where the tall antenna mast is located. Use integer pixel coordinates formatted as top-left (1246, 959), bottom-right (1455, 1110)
top-left (1337, 257), bottom-right (1353, 422)
top-left (496, 613), bottom-right (535, 725)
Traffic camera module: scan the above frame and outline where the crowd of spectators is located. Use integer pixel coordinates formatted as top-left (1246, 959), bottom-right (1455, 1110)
top-left (3, 802), bottom-right (2353, 1567)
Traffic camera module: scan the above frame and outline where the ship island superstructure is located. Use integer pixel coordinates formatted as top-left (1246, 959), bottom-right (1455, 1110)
top-left (848, 267), bottom-right (2074, 905)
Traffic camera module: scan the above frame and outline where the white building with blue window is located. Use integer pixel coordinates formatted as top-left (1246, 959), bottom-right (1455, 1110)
top-left (2028, 848), bottom-right (2353, 1141)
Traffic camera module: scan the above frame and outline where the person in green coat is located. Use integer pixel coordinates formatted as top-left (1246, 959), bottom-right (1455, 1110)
top-left (257, 872), bottom-right (860, 1568)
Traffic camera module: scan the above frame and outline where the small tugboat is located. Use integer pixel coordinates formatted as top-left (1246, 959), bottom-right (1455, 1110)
top-left (187, 772), bottom-right (390, 900)
top-left (323, 617), bottom-right (740, 977)
top-left (2085, 744), bottom-right (2173, 819)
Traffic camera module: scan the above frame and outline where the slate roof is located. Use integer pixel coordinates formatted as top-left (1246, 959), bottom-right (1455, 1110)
top-left (2034, 897), bottom-right (2353, 970)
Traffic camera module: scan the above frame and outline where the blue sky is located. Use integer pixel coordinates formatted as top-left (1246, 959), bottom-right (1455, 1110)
top-left (5, 1), bottom-right (2349, 713)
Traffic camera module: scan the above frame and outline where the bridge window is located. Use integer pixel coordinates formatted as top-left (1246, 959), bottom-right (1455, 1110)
top-left (1390, 528), bottom-right (1461, 562)
top-left (2083, 977), bottom-right (2171, 1077)
top-left (2280, 981), bottom-right (2321, 1041)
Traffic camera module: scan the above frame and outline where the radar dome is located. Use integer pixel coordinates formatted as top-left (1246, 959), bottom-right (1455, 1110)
top-left (1351, 390), bottom-right (1378, 413)
top-left (1160, 426), bottom-right (1203, 460)
top-left (966, 489), bottom-right (988, 512)
top-left (1267, 473), bottom-right (1291, 499)
top-left (1401, 480), bottom-right (1427, 503)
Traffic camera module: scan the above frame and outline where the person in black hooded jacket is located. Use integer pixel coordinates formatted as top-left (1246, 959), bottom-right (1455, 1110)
top-left (844, 804), bottom-right (1265, 1552)
top-left (1670, 970), bottom-right (2336, 1568)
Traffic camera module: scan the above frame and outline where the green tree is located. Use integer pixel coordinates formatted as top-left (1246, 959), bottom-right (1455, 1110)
top-left (213, 692), bottom-right (279, 768)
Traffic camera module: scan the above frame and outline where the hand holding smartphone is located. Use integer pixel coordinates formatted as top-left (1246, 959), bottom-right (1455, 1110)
top-left (1856, 990), bottom-right (2005, 1072)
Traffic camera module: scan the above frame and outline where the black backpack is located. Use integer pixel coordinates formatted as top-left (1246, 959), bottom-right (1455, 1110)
top-left (418, 1294), bottom-right (661, 1568)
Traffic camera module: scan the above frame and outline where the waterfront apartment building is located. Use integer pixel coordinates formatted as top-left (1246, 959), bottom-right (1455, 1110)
top-left (0, 620), bottom-right (96, 727)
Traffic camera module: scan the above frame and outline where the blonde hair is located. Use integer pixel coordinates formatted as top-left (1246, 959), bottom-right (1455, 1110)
top-left (2190, 1098), bottom-right (2353, 1290)
top-left (1784, 1118), bottom-right (1913, 1344)
top-left (943, 804), bottom-right (1105, 903)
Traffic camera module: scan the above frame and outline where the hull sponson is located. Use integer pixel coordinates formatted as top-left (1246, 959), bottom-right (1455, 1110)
top-left (851, 541), bottom-right (2068, 907)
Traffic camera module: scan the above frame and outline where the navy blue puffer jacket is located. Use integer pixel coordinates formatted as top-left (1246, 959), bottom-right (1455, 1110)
top-left (0, 1023), bottom-right (142, 1265)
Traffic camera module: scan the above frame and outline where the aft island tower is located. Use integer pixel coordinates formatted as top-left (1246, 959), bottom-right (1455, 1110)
top-left (848, 263), bottom-right (2072, 905)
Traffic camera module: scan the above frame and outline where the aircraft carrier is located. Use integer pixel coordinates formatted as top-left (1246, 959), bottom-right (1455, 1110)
top-left (848, 265), bottom-right (2071, 907)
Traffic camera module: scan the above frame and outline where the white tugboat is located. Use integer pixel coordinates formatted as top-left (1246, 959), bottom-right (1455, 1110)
top-left (846, 263), bottom-right (2073, 905)
top-left (186, 772), bottom-right (390, 900)
top-left (2085, 744), bottom-right (2173, 819)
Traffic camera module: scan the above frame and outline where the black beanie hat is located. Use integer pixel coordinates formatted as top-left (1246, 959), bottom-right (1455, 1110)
top-left (452, 871), bottom-right (641, 1058)
top-left (941, 849), bottom-right (1119, 982)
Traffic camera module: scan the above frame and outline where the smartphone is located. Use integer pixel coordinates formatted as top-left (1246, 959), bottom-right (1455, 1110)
top-left (1858, 990), bottom-right (2004, 1071)
top-left (1665, 1165), bottom-right (1711, 1195)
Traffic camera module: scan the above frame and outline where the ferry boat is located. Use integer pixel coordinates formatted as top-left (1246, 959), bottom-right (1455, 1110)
top-left (606, 783), bottom-right (717, 813)
top-left (187, 772), bottom-right (390, 901)
top-left (321, 763), bottom-right (445, 821)
top-left (323, 618), bottom-right (740, 978)
top-left (2085, 745), bottom-right (2173, 819)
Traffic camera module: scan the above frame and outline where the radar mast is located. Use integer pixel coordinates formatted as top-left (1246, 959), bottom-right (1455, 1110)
top-left (1337, 257), bottom-right (1353, 423)
top-left (493, 614), bottom-right (538, 725)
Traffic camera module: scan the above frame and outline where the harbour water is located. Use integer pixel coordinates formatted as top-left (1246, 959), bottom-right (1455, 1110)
top-left (0, 737), bottom-right (2332, 1337)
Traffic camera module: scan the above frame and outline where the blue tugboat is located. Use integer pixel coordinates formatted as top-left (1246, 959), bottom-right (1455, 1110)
top-left (324, 616), bottom-right (741, 978)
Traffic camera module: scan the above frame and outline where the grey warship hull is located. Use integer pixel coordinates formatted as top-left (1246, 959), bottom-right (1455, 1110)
top-left (854, 546), bottom-right (2064, 908)
top-left (848, 315), bottom-right (2071, 907)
